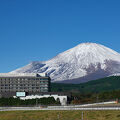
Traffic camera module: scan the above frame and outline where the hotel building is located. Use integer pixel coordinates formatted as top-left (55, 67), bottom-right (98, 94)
top-left (0, 73), bottom-right (51, 97)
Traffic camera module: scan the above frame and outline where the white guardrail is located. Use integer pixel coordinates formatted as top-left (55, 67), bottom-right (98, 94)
top-left (0, 107), bottom-right (120, 111)
top-left (0, 101), bottom-right (119, 111)
top-left (47, 101), bottom-right (116, 108)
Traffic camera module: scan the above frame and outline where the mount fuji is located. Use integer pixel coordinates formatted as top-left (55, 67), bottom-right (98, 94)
top-left (10, 43), bottom-right (120, 83)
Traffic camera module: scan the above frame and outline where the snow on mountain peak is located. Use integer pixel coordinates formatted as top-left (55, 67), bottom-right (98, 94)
top-left (49, 42), bottom-right (120, 66)
top-left (10, 42), bottom-right (120, 83)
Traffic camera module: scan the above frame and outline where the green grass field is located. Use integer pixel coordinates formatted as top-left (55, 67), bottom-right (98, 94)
top-left (0, 110), bottom-right (120, 120)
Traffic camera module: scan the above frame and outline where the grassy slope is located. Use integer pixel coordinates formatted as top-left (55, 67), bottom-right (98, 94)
top-left (51, 76), bottom-right (120, 94)
top-left (0, 110), bottom-right (120, 120)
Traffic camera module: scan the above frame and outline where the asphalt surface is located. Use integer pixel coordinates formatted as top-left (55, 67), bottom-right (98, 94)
top-left (0, 101), bottom-right (120, 111)
top-left (1, 106), bottom-right (120, 111)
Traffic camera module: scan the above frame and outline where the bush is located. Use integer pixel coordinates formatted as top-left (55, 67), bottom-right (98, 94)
top-left (0, 97), bottom-right (61, 106)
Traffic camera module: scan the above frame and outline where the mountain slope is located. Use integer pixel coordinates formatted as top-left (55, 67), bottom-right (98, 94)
top-left (51, 76), bottom-right (120, 94)
top-left (10, 43), bottom-right (120, 83)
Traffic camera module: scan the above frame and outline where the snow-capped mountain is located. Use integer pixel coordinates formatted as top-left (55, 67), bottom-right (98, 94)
top-left (10, 43), bottom-right (120, 83)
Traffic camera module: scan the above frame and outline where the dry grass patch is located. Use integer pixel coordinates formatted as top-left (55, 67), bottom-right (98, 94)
top-left (0, 110), bottom-right (120, 120)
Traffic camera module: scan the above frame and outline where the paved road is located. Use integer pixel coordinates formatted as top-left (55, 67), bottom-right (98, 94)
top-left (0, 101), bottom-right (119, 111)
top-left (0, 106), bottom-right (120, 111)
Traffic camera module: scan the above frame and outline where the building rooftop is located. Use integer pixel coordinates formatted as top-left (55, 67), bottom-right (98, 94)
top-left (0, 73), bottom-right (47, 77)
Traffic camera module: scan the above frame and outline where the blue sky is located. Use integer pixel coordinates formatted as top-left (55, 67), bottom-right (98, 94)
top-left (0, 0), bottom-right (120, 72)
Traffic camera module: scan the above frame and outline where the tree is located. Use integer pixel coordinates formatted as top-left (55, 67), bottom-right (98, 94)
top-left (55, 98), bottom-right (61, 105)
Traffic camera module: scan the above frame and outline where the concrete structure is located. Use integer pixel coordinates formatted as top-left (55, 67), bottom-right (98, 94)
top-left (0, 73), bottom-right (51, 97)
top-left (16, 93), bottom-right (68, 105)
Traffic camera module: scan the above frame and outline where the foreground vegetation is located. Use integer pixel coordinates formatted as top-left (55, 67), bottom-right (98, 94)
top-left (0, 110), bottom-right (120, 120)
top-left (0, 97), bottom-right (60, 106)
top-left (71, 89), bottom-right (120, 104)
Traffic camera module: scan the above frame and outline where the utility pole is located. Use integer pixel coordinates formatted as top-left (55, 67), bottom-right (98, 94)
top-left (81, 111), bottom-right (83, 120)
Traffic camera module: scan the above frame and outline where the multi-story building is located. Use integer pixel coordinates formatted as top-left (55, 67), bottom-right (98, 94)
top-left (0, 73), bottom-right (51, 97)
